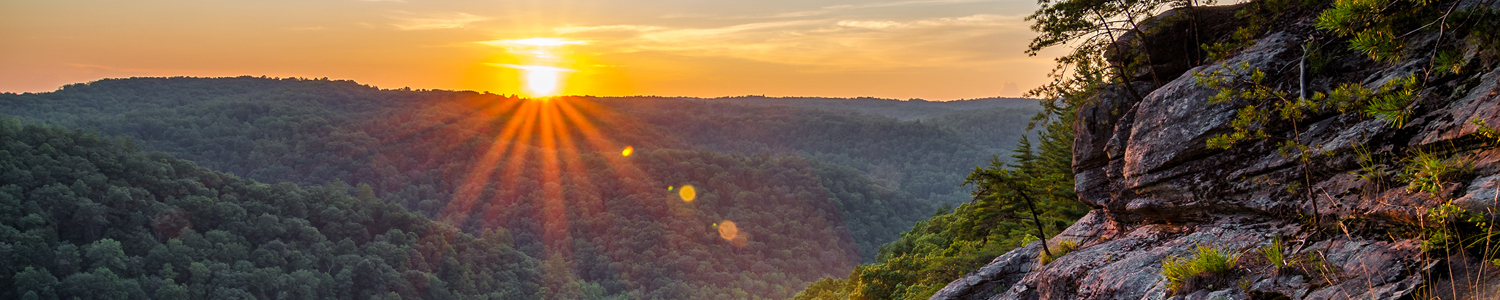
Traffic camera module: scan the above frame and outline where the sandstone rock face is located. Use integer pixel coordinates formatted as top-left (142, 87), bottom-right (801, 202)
top-left (932, 2), bottom-right (1500, 299)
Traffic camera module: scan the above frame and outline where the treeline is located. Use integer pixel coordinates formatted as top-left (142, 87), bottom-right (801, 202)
top-left (1, 78), bottom-right (1036, 207)
top-left (0, 77), bottom-right (1031, 256)
top-left (694, 96), bottom-right (1037, 121)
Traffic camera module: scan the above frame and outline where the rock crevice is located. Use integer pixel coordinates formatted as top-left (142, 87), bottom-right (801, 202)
top-left (933, 1), bottom-right (1500, 299)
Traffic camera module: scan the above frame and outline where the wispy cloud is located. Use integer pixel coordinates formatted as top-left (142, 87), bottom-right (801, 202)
top-left (835, 14), bottom-right (1012, 29)
top-left (390, 12), bottom-right (489, 30)
top-left (485, 63), bottom-right (578, 72)
top-left (356, 0), bottom-right (406, 2)
top-left (554, 25), bottom-right (666, 34)
top-left (66, 63), bottom-right (205, 75)
top-left (766, 0), bottom-right (996, 18)
top-left (551, 14), bottom-right (1023, 69)
top-left (285, 26), bottom-right (328, 31)
top-left (825, 0), bottom-right (993, 10)
top-left (476, 38), bottom-right (589, 47)
top-left (636, 20), bottom-right (823, 43)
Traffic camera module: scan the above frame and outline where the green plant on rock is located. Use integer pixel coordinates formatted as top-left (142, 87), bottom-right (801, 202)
top-left (1472, 119), bottom-right (1500, 146)
top-left (1203, 26), bottom-right (1261, 62)
top-left (1199, 65), bottom-right (1422, 152)
top-left (1039, 239), bottom-right (1081, 265)
top-left (1359, 74), bottom-right (1420, 127)
top-left (1316, 0), bottom-right (1500, 79)
top-left (1423, 203), bottom-right (1467, 251)
top-left (1162, 244), bottom-right (1241, 294)
top-left (1431, 49), bottom-right (1466, 77)
top-left (1400, 149), bottom-right (1473, 197)
top-left (1296, 251), bottom-right (1340, 282)
top-left (1259, 237), bottom-right (1290, 270)
top-left (1463, 212), bottom-right (1500, 267)
top-left (1314, 0), bottom-right (1436, 64)
top-left (1352, 144), bottom-right (1392, 188)
top-left (1202, 0), bottom-right (1301, 62)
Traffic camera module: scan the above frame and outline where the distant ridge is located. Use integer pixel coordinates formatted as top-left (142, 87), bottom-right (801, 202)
top-left (693, 95), bottom-right (1040, 120)
top-left (16, 76), bottom-right (1041, 122)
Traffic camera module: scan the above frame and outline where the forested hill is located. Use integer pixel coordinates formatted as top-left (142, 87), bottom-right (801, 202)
top-left (693, 96), bottom-right (1038, 121)
top-left (0, 77), bottom-right (1036, 205)
top-left (0, 77), bottom-right (1038, 299)
top-left (0, 117), bottom-right (546, 299)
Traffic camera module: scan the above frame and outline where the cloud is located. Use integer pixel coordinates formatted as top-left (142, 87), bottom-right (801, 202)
top-left (65, 63), bottom-right (204, 75)
top-left (357, 0), bottom-right (406, 2)
top-left (635, 20), bottom-right (824, 43)
top-left (476, 38), bottom-right (590, 47)
top-left (766, 0), bottom-right (996, 18)
top-left (836, 14), bottom-right (1013, 29)
top-left (390, 12), bottom-right (489, 30)
top-left (286, 26), bottom-right (327, 31)
top-left (658, 13), bottom-right (716, 19)
top-left (824, 0), bottom-right (994, 10)
top-left (485, 64), bottom-right (577, 72)
top-left (554, 25), bottom-right (665, 34)
top-left (551, 14), bottom-right (1025, 70)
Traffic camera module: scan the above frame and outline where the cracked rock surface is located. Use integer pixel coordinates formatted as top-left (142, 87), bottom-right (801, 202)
top-left (932, 1), bottom-right (1500, 299)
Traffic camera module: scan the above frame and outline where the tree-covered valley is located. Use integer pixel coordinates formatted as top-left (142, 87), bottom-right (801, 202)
top-left (0, 77), bottom-right (1043, 299)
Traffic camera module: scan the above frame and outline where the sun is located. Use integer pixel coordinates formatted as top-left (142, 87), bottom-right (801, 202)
top-left (526, 69), bottom-right (560, 97)
top-left (491, 64), bottom-right (574, 97)
top-left (481, 38), bottom-right (588, 98)
top-left (513, 65), bottom-right (572, 97)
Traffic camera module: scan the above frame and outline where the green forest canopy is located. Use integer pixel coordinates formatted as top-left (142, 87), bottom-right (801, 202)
top-left (0, 77), bottom-right (1041, 299)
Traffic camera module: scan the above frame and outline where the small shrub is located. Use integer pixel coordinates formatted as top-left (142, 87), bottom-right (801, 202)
top-left (1472, 119), bottom-right (1500, 146)
top-left (1352, 144), bottom-right (1390, 186)
top-left (1401, 149), bottom-right (1473, 197)
top-left (1162, 244), bottom-right (1241, 294)
top-left (1361, 74), bottom-right (1420, 127)
top-left (1038, 239), bottom-right (1080, 265)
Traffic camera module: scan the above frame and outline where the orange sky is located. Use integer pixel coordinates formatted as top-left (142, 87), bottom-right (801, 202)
top-left (0, 0), bottom-right (1064, 99)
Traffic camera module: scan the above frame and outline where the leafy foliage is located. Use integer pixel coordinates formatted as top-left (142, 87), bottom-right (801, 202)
top-left (1025, 0), bottom-right (1191, 118)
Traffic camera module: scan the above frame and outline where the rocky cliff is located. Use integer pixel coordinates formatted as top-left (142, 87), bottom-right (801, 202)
top-left (931, 0), bottom-right (1500, 299)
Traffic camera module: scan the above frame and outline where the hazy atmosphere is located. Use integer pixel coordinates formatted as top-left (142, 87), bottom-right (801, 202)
top-left (1, 0), bottom-right (1056, 99)
top-left (6, 0), bottom-right (1493, 298)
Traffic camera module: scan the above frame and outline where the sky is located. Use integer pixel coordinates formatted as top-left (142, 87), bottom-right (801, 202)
top-left (0, 0), bottom-right (1064, 100)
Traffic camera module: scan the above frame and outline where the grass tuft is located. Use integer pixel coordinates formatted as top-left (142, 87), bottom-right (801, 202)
top-left (1162, 244), bottom-right (1241, 294)
top-left (1038, 239), bottom-right (1080, 265)
top-left (1259, 237), bottom-right (1289, 270)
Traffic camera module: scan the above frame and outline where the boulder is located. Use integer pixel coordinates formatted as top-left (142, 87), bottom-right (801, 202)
top-left (933, 1), bottom-right (1500, 299)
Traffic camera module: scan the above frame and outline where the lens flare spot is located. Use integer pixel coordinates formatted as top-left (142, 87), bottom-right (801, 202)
top-left (622, 146), bottom-right (634, 157)
top-left (717, 220), bottom-right (749, 247)
top-left (717, 220), bottom-right (738, 240)
top-left (678, 185), bottom-right (697, 202)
